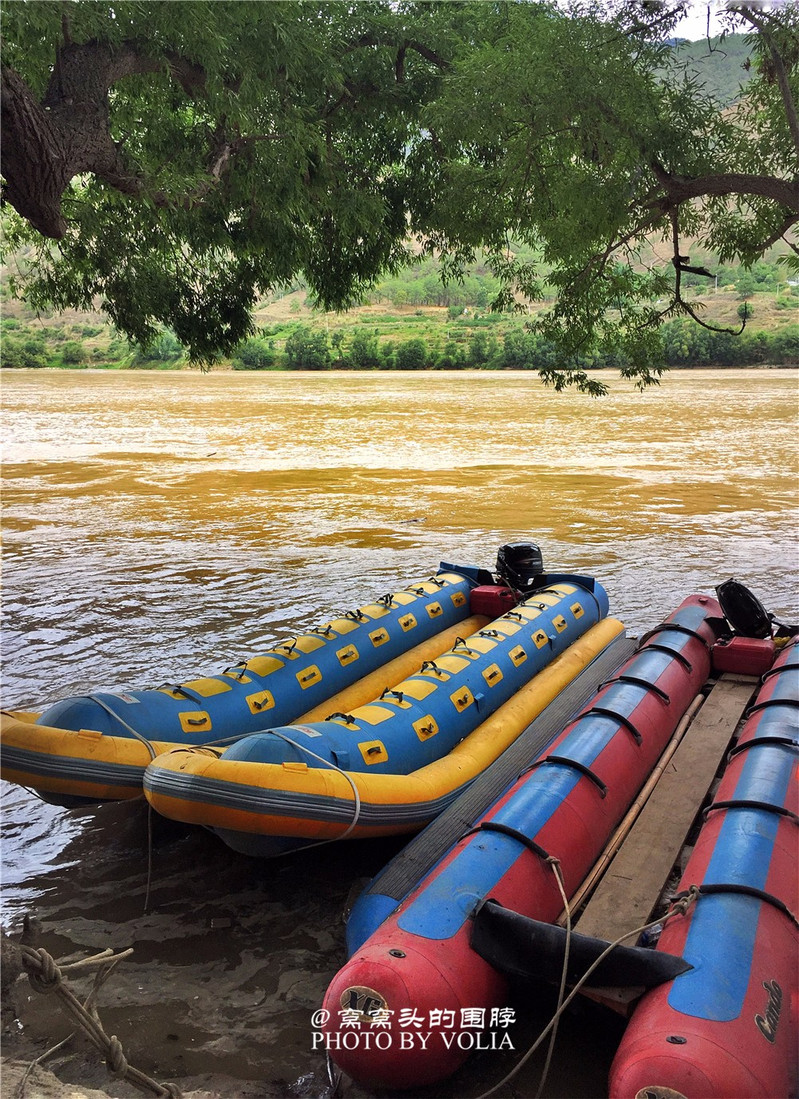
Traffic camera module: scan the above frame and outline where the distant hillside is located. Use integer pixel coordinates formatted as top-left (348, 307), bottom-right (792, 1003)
top-left (665, 33), bottom-right (755, 105)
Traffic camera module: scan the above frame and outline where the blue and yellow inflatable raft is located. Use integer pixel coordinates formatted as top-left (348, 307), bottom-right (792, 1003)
top-left (0, 569), bottom-right (484, 806)
top-left (143, 577), bottom-right (623, 856)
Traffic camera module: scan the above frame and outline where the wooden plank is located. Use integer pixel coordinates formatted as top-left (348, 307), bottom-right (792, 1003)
top-left (575, 674), bottom-right (758, 945)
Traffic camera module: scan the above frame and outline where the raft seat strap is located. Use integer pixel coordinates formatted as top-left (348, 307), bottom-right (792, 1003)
top-left (462, 821), bottom-right (551, 862)
top-left (728, 735), bottom-right (799, 760)
top-left (579, 706), bottom-right (643, 746)
top-left (528, 755), bottom-right (608, 798)
top-left (598, 675), bottom-right (670, 704)
top-left (639, 622), bottom-right (713, 656)
top-left (702, 799), bottom-right (799, 824)
top-left (83, 695), bottom-right (157, 761)
top-left (673, 884), bottom-right (798, 929)
top-left (452, 637), bottom-right (479, 656)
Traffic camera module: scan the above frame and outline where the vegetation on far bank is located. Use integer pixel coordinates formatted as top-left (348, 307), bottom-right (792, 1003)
top-left (2, 2), bottom-right (797, 392)
top-left (2, 252), bottom-right (797, 374)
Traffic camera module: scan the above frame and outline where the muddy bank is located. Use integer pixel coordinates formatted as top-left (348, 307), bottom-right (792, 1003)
top-left (1, 794), bottom-right (386, 1098)
top-left (1, 795), bottom-right (622, 1099)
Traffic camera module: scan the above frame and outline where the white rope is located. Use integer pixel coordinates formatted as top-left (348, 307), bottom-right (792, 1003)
top-left (264, 729), bottom-right (363, 850)
top-left (474, 886), bottom-right (700, 1099)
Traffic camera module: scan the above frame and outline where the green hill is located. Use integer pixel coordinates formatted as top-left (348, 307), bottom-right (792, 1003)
top-left (666, 33), bottom-right (755, 105)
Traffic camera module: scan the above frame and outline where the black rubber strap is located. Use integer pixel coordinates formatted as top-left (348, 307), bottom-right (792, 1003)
top-left (746, 697), bottom-right (799, 717)
top-left (462, 821), bottom-right (551, 862)
top-left (380, 689), bottom-right (405, 703)
top-left (640, 621), bottom-right (713, 656)
top-left (728, 735), bottom-right (798, 760)
top-left (599, 674), bottom-right (670, 704)
top-left (641, 642), bottom-right (693, 672)
top-left (674, 884), bottom-right (798, 929)
top-left (530, 755), bottom-right (608, 798)
top-left (158, 684), bottom-right (206, 705)
top-left (580, 706), bottom-right (643, 745)
top-left (760, 658), bottom-right (799, 683)
top-left (702, 799), bottom-right (799, 824)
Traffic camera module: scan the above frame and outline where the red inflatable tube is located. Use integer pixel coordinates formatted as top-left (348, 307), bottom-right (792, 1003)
top-left (321, 595), bottom-right (723, 1089)
top-left (609, 639), bottom-right (799, 1099)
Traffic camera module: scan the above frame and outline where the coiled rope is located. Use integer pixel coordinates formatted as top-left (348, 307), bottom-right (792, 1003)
top-left (18, 943), bottom-right (181, 1098)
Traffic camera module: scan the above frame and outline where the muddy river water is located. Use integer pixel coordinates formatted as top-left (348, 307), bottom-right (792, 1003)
top-left (1, 367), bottom-right (797, 1098)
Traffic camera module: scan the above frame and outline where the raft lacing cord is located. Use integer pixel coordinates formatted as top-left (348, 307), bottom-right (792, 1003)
top-left (473, 885), bottom-right (701, 1099)
top-left (263, 730), bottom-right (363, 853)
top-left (18, 944), bottom-right (180, 1098)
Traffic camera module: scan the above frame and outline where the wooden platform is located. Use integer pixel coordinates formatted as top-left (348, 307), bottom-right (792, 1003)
top-left (575, 673), bottom-right (759, 946)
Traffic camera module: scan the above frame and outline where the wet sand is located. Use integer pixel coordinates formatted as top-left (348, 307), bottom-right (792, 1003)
top-left (1, 795), bottom-right (623, 1099)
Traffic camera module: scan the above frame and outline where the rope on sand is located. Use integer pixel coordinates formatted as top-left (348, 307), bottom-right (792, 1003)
top-left (18, 943), bottom-right (181, 1098)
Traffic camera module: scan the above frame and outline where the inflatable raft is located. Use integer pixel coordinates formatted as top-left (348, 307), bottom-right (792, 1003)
top-left (0, 568), bottom-right (485, 806)
top-left (321, 594), bottom-right (725, 1089)
top-left (609, 637), bottom-right (798, 1099)
top-left (142, 576), bottom-right (620, 856)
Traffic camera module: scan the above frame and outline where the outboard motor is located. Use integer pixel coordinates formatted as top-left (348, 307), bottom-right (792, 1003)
top-left (715, 578), bottom-right (773, 639)
top-left (496, 542), bottom-right (545, 594)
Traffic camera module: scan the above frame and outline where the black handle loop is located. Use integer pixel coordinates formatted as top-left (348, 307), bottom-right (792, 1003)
top-left (380, 689), bottom-right (405, 704)
top-left (223, 663), bottom-right (249, 680)
top-left (462, 821), bottom-right (551, 862)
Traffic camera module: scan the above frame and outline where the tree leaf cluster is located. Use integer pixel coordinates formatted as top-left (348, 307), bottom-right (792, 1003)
top-left (2, 0), bottom-right (797, 387)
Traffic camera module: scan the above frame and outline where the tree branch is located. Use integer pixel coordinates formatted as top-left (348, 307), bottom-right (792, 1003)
top-left (669, 208), bottom-right (746, 335)
top-left (650, 163), bottom-right (799, 213)
top-left (342, 34), bottom-right (450, 72)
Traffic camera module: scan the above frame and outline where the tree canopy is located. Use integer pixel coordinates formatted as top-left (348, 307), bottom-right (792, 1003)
top-left (2, 1), bottom-right (797, 389)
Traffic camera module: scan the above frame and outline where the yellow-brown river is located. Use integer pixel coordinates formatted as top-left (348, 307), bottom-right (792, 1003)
top-left (1, 367), bottom-right (797, 1098)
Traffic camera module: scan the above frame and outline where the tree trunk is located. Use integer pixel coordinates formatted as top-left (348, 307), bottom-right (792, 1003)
top-left (1, 65), bottom-right (71, 238)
